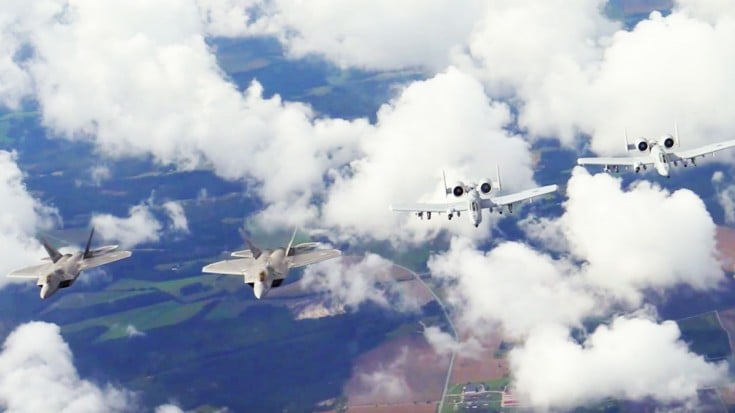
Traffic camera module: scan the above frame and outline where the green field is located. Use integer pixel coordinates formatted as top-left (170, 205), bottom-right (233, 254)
top-left (677, 311), bottom-right (731, 360)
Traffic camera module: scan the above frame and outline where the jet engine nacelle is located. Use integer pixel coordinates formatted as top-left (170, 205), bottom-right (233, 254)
top-left (635, 138), bottom-right (649, 152)
top-left (478, 179), bottom-right (492, 194)
top-left (661, 134), bottom-right (676, 149)
top-left (451, 182), bottom-right (465, 197)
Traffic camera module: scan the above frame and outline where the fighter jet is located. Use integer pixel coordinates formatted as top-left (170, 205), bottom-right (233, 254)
top-left (390, 167), bottom-right (559, 228)
top-left (202, 230), bottom-right (341, 299)
top-left (7, 228), bottom-right (132, 299)
top-left (577, 125), bottom-right (735, 177)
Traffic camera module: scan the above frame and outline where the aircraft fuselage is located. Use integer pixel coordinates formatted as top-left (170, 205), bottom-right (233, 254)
top-left (650, 145), bottom-right (671, 177)
top-left (37, 253), bottom-right (83, 299)
top-left (251, 248), bottom-right (290, 299)
top-left (467, 190), bottom-right (483, 228)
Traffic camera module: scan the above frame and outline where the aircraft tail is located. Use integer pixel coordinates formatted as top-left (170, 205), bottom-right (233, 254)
top-left (239, 227), bottom-right (262, 259)
top-left (674, 121), bottom-right (680, 147)
top-left (442, 170), bottom-right (449, 198)
top-left (494, 164), bottom-right (502, 191)
top-left (285, 228), bottom-right (298, 256)
top-left (246, 238), bottom-right (262, 259)
top-left (41, 239), bottom-right (62, 263)
top-left (624, 128), bottom-right (633, 152)
top-left (83, 228), bottom-right (95, 259)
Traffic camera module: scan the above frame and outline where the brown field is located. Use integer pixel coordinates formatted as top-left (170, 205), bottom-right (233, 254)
top-left (450, 331), bottom-right (509, 384)
top-left (344, 334), bottom-right (447, 406)
top-left (716, 226), bottom-right (735, 272)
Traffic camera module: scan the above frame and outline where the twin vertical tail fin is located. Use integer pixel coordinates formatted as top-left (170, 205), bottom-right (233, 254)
top-left (240, 227), bottom-right (262, 259)
top-left (442, 170), bottom-right (449, 199)
top-left (246, 239), bottom-right (262, 259)
top-left (285, 228), bottom-right (298, 256)
top-left (83, 228), bottom-right (95, 259)
top-left (41, 239), bottom-right (62, 263)
top-left (495, 164), bottom-right (502, 191)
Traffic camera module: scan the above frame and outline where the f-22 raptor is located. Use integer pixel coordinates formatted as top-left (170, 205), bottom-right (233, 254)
top-left (7, 228), bottom-right (132, 299)
top-left (202, 230), bottom-right (341, 299)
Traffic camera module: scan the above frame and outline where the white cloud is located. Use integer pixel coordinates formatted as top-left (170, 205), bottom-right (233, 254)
top-left (429, 168), bottom-right (724, 339)
top-left (125, 324), bottom-right (145, 338)
top-left (0, 151), bottom-right (58, 284)
top-left (89, 164), bottom-right (111, 186)
top-left (0, 0), bottom-right (368, 212)
top-left (422, 326), bottom-right (482, 358)
top-left (163, 201), bottom-right (189, 233)
top-left (300, 253), bottom-right (421, 312)
top-left (92, 202), bottom-right (163, 248)
top-left (232, 0), bottom-right (484, 70)
top-left (712, 171), bottom-right (735, 223)
top-left (0, 1), bottom-right (546, 244)
top-left (316, 68), bottom-right (536, 243)
top-left (92, 197), bottom-right (192, 248)
top-left (510, 317), bottom-right (728, 409)
top-left (353, 347), bottom-right (411, 403)
top-left (560, 168), bottom-right (723, 303)
top-left (0, 321), bottom-right (135, 413)
top-left (0, 321), bottom-right (214, 413)
top-left (429, 237), bottom-right (596, 339)
top-left (155, 405), bottom-right (189, 413)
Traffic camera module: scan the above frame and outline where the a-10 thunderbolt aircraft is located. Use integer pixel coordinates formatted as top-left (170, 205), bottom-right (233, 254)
top-left (202, 230), bottom-right (341, 299)
top-left (7, 228), bottom-right (132, 299)
top-left (390, 168), bottom-right (559, 228)
top-left (577, 125), bottom-right (735, 177)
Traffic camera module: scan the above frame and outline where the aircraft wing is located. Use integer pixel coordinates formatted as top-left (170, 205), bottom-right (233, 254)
top-left (390, 201), bottom-right (467, 214)
top-left (202, 258), bottom-right (262, 284)
top-left (577, 156), bottom-right (652, 167)
top-left (673, 139), bottom-right (735, 160)
top-left (230, 249), bottom-right (253, 258)
top-left (289, 249), bottom-right (342, 269)
top-left (80, 250), bottom-right (132, 270)
top-left (488, 184), bottom-right (559, 207)
top-left (202, 258), bottom-right (253, 275)
top-left (7, 262), bottom-right (53, 279)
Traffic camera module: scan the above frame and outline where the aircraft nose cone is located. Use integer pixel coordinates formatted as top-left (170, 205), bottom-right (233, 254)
top-left (253, 282), bottom-right (265, 299)
top-left (39, 284), bottom-right (52, 299)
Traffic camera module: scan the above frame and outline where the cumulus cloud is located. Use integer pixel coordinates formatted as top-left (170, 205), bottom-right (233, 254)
top-left (89, 164), bottom-right (111, 186)
top-left (0, 151), bottom-right (58, 284)
top-left (712, 170), bottom-right (735, 223)
top-left (422, 326), bottom-right (482, 358)
top-left (92, 202), bottom-right (163, 248)
top-left (317, 68), bottom-right (536, 243)
top-left (0, 1), bottom-right (547, 244)
top-left (353, 347), bottom-right (411, 403)
top-left (429, 168), bottom-right (726, 407)
top-left (163, 201), bottom-right (189, 233)
top-left (125, 324), bottom-right (145, 338)
top-left (429, 238), bottom-right (596, 339)
top-left (0, 0), bottom-right (368, 210)
top-left (154, 404), bottom-right (187, 413)
top-left (0, 321), bottom-right (212, 413)
top-left (432, 168), bottom-right (723, 338)
top-left (0, 321), bottom-right (135, 412)
top-left (300, 253), bottom-right (421, 312)
top-left (228, 0), bottom-right (484, 70)
top-left (510, 317), bottom-right (728, 409)
top-left (559, 168), bottom-right (723, 303)
top-left (92, 197), bottom-right (191, 248)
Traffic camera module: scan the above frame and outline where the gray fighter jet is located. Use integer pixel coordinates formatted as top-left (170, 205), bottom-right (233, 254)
top-left (202, 230), bottom-right (341, 299)
top-left (7, 228), bottom-right (132, 299)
